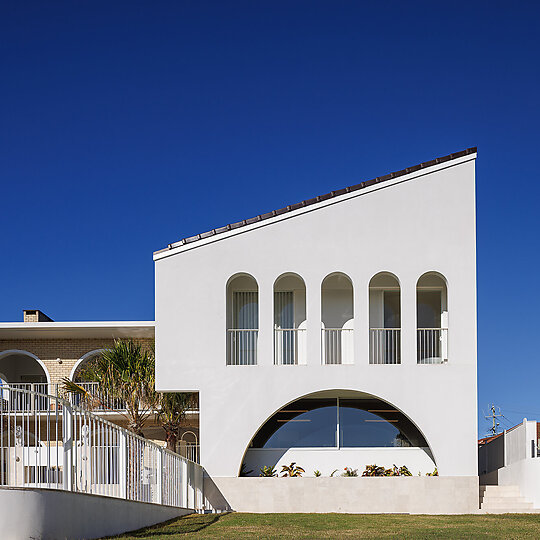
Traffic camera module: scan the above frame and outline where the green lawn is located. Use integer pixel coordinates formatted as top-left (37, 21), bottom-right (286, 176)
top-left (106, 512), bottom-right (540, 539)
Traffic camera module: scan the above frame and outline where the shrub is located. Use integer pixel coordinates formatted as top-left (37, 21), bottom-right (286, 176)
top-left (280, 462), bottom-right (305, 477)
top-left (259, 466), bottom-right (277, 477)
top-left (342, 467), bottom-right (358, 477)
top-left (314, 470), bottom-right (322, 477)
top-left (362, 464), bottom-right (386, 477)
top-left (362, 464), bottom-right (412, 477)
top-left (426, 468), bottom-right (438, 476)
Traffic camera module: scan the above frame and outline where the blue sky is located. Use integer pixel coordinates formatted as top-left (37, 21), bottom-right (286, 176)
top-left (1, 1), bottom-right (539, 435)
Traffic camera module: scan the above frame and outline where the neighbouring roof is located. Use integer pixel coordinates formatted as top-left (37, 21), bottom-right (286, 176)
top-left (156, 147), bottom-right (477, 255)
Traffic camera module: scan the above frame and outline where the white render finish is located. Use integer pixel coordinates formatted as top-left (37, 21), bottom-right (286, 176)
top-left (154, 153), bottom-right (478, 479)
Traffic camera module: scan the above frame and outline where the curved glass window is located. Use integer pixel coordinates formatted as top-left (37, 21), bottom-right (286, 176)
top-left (250, 397), bottom-right (427, 449)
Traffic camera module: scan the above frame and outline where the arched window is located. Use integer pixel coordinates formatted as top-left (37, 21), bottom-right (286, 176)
top-left (417, 273), bottom-right (448, 364)
top-left (369, 273), bottom-right (401, 364)
top-left (226, 274), bottom-right (259, 365)
top-left (321, 273), bottom-right (354, 364)
top-left (274, 273), bottom-right (307, 365)
top-left (251, 396), bottom-right (427, 449)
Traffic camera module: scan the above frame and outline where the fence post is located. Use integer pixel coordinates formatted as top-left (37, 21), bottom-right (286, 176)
top-left (156, 448), bottom-right (163, 504)
top-left (63, 403), bottom-right (73, 491)
top-left (119, 430), bottom-right (127, 499)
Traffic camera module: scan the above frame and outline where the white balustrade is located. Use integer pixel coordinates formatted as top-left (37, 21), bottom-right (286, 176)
top-left (369, 328), bottom-right (401, 364)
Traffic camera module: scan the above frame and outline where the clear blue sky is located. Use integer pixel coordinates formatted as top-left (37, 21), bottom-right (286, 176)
top-left (1, 2), bottom-right (539, 435)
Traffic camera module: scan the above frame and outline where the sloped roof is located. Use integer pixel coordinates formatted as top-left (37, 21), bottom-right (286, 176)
top-left (156, 147), bottom-right (477, 255)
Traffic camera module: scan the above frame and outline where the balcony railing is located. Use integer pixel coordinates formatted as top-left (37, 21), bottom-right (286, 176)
top-left (227, 329), bottom-right (258, 365)
top-left (322, 328), bottom-right (354, 365)
top-left (274, 328), bottom-right (306, 365)
top-left (369, 328), bottom-right (401, 364)
top-left (417, 328), bottom-right (448, 364)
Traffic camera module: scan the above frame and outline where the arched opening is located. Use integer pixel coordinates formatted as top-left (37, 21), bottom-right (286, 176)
top-left (178, 430), bottom-right (199, 463)
top-left (274, 273), bottom-right (307, 365)
top-left (0, 350), bottom-right (49, 387)
top-left (70, 349), bottom-right (104, 382)
top-left (241, 390), bottom-right (435, 476)
top-left (321, 273), bottom-right (354, 365)
top-left (369, 273), bottom-right (401, 364)
top-left (417, 272), bottom-right (448, 364)
top-left (226, 274), bottom-right (259, 365)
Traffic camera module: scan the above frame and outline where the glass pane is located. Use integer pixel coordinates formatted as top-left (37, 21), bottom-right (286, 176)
top-left (417, 291), bottom-right (441, 328)
top-left (340, 399), bottom-right (427, 447)
top-left (384, 291), bottom-right (400, 328)
top-left (274, 291), bottom-right (293, 328)
top-left (233, 291), bottom-right (258, 329)
top-left (251, 398), bottom-right (337, 448)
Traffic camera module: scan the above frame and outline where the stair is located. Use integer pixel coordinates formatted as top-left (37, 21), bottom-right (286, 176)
top-left (479, 485), bottom-right (535, 513)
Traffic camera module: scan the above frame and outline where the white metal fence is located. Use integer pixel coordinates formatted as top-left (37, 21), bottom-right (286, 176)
top-left (369, 328), bottom-right (401, 364)
top-left (322, 328), bottom-right (353, 365)
top-left (417, 328), bottom-right (448, 364)
top-left (0, 385), bottom-right (204, 510)
top-left (227, 329), bottom-right (258, 365)
top-left (274, 328), bottom-right (306, 365)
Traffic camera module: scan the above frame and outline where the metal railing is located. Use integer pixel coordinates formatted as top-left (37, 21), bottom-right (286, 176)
top-left (369, 328), bottom-right (401, 364)
top-left (274, 328), bottom-right (306, 365)
top-left (0, 385), bottom-right (204, 510)
top-left (178, 444), bottom-right (200, 464)
top-left (227, 329), bottom-right (258, 365)
top-left (322, 328), bottom-right (354, 365)
top-left (417, 328), bottom-right (448, 364)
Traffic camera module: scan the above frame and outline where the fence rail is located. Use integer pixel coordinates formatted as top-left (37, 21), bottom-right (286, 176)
top-left (322, 328), bottom-right (354, 365)
top-left (417, 328), bottom-right (447, 364)
top-left (274, 328), bottom-right (306, 365)
top-left (0, 385), bottom-right (204, 510)
top-left (227, 329), bottom-right (258, 365)
top-left (369, 328), bottom-right (401, 364)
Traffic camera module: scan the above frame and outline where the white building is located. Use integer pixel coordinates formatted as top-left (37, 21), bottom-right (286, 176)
top-left (153, 148), bottom-right (478, 492)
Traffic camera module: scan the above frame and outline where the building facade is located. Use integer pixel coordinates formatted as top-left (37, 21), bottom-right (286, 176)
top-left (154, 148), bottom-right (478, 480)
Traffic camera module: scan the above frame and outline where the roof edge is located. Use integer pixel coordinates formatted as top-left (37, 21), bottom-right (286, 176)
top-left (155, 147), bottom-right (477, 257)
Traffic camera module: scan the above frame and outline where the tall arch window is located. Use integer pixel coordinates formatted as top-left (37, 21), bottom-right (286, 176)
top-left (369, 273), bottom-right (401, 364)
top-left (226, 274), bottom-right (259, 365)
top-left (321, 273), bottom-right (354, 365)
top-left (417, 273), bottom-right (448, 364)
top-left (274, 274), bottom-right (307, 365)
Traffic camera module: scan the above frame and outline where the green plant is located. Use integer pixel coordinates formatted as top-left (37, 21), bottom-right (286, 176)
top-left (362, 464), bottom-right (386, 477)
top-left (342, 467), bottom-right (358, 477)
top-left (260, 466), bottom-right (277, 477)
top-left (314, 470), bottom-right (322, 477)
top-left (62, 339), bottom-right (156, 436)
top-left (280, 462), bottom-right (305, 477)
top-left (426, 468), bottom-right (438, 476)
top-left (399, 465), bottom-right (412, 476)
top-left (240, 463), bottom-right (253, 477)
top-left (330, 469), bottom-right (339, 477)
top-left (156, 392), bottom-right (197, 451)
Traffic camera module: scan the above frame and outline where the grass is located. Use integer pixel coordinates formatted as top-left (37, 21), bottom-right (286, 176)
top-left (105, 512), bottom-right (540, 539)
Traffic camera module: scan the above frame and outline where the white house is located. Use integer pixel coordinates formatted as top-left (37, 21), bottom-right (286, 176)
top-left (153, 147), bottom-right (479, 506)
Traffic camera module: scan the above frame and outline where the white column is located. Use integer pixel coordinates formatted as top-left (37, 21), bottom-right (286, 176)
top-left (62, 404), bottom-right (73, 491)
top-left (257, 276), bottom-right (273, 366)
top-left (353, 274), bottom-right (369, 365)
top-left (306, 275), bottom-right (322, 366)
top-left (400, 276), bottom-right (417, 365)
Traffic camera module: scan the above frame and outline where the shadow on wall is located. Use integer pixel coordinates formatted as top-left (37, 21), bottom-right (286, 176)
top-left (204, 476), bottom-right (234, 512)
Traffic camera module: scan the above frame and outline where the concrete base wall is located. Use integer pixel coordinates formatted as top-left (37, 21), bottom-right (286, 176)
top-left (0, 487), bottom-right (192, 540)
top-left (204, 476), bottom-right (479, 514)
top-left (497, 460), bottom-right (540, 508)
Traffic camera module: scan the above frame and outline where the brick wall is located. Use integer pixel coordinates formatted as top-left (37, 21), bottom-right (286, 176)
top-left (0, 338), bottom-right (154, 384)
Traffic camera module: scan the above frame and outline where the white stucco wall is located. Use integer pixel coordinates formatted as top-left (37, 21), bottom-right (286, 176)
top-left (154, 154), bottom-right (477, 479)
top-left (0, 487), bottom-right (191, 540)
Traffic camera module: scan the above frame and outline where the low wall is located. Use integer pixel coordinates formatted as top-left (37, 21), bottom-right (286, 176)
top-left (0, 487), bottom-right (192, 540)
top-left (497, 459), bottom-right (540, 508)
top-left (204, 476), bottom-right (479, 514)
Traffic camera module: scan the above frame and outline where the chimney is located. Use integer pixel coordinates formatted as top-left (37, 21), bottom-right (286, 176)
top-left (23, 310), bottom-right (53, 322)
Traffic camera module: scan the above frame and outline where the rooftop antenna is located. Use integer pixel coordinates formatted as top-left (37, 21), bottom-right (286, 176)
top-left (485, 404), bottom-right (503, 436)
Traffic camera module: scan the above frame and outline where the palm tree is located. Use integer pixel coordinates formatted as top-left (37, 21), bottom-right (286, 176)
top-left (63, 339), bottom-right (156, 437)
top-left (156, 392), bottom-right (197, 451)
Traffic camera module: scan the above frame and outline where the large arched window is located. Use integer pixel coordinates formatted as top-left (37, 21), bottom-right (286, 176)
top-left (274, 273), bottom-right (307, 365)
top-left (250, 394), bottom-right (428, 449)
top-left (369, 273), bottom-right (401, 364)
top-left (321, 273), bottom-right (354, 364)
top-left (226, 274), bottom-right (259, 365)
top-left (417, 273), bottom-right (448, 364)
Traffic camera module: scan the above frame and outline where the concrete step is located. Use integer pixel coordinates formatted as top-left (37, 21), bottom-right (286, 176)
top-left (481, 502), bottom-right (533, 510)
top-left (480, 485), bottom-right (521, 496)
top-left (478, 507), bottom-right (540, 514)
top-left (480, 496), bottom-right (531, 505)
top-left (479, 484), bottom-right (535, 513)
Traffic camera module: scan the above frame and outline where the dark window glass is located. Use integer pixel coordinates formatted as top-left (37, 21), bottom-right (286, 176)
top-left (384, 291), bottom-right (401, 328)
top-left (251, 399), bottom-right (337, 448)
top-left (417, 290), bottom-right (441, 328)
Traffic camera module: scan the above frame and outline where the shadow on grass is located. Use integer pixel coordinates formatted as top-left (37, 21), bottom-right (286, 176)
top-left (105, 512), bottom-right (226, 538)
